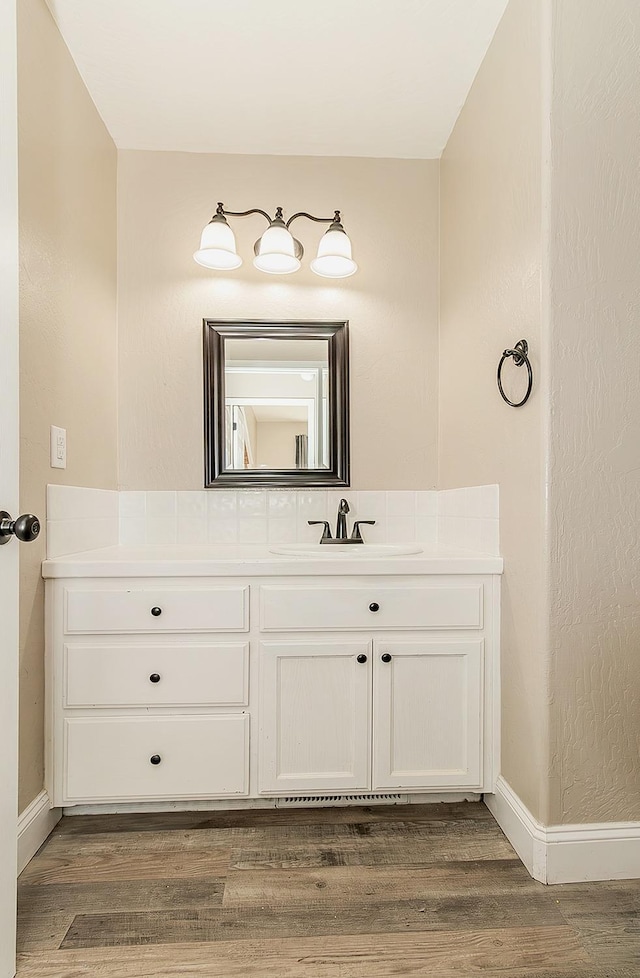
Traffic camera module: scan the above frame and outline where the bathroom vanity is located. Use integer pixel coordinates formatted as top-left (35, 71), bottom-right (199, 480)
top-left (43, 546), bottom-right (501, 809)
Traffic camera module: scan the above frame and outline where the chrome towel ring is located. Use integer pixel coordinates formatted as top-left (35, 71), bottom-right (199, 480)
top-left (497, 339), bottom-right (533, 407)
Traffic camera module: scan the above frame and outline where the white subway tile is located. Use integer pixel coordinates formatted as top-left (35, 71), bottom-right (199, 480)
top-left (119, 491), bottom-right (146, 518)
top-left (237, 490), bottom-right (267, 516)
top-left (296, 491), bottom-right (327, 519)
top-left (386, 491), bottom-right (416, 517)
top-left (416, 491), bottom-right (437, 517)
top-left (355, 491), bottom-right (387, 518)
top-left (237, 517), bottom-right (268, 544)
top-left (267, 491), bottom-right (297, 517)
top-left (385, 516), bottom-right (416, 543)
top-left (146, 492), bottom-right (177, 519)
top-left (119, 517), bottom-right (146, 546)
top-left (145, 518), bottom-right (177, 544)
top-left (47, 485), bottom-right (118, 521)
top-left (178, 516), bottom-right (207, 544)
top-left (268, 518), bottom-right (297, 544)
top-left (416, 517), bottom-right (437, 545)
top-left (481, 518), bottom-right (500, 555)
top-left (207, 491), bottom-right (236, 517)
top-left (46, 518), bottom-right (118, 558)
top-left (177, 491), bottom-right (207, 518)
top-left (208, 519), bottom-right (237, 544)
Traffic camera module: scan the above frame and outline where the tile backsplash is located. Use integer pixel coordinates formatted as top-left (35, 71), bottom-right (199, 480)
top-left (46, 485), bottom-right (119, 558)
top-left (46, 485), bottom-right (499, 558)
top-left (118, 490), bottom-right (440, 548)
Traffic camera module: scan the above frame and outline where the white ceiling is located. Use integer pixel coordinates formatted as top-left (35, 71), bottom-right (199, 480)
top-left (45, 0), bottom-right (507, 159)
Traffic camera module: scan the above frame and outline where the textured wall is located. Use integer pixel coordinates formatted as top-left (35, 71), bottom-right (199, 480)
top-left (440, 0), bottom-right (549, 821)
top-left (547, 0), bottom-right (640, 823)
top-left (17, 0), bottom-right (118, 810)
top-left (117, 151), bottom-right (439, 491)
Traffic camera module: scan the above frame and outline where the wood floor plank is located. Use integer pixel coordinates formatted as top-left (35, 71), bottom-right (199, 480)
top-left (16, 925), bottom-right (590, 978)
top-left (43, 816), bottom-right (507, 858)
top-left (16, 913), bottom-right (75, 953)
top-left (222, 858), bottom-right (537, 907)
top-left (228, 831), bottom-right (515, 869)
top-left (19, 848), bottom-right (230, 886)
top-left (17, 878), bottom-right (225, 915)
top-left (59, 891), bottom-right (566, 949)
top-left (552, 882), bottom-right (640, 969)
top-left (54, 801), bottom-right (492, 835)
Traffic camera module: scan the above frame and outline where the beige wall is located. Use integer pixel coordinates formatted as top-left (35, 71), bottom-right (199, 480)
top-left (117, 151), bottom-right (439, 490)
top-left (440, 1), bottom-right (550, 821)
top-left (17, 0), bottom-right (118, 810)
top-left (547, 0), bottom-right (640, 823)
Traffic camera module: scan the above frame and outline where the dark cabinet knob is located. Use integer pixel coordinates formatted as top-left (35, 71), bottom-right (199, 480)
top-left (356, 653), bottom-right (367, 664)
top-left (149, 754), bottom-right (162, 765)
top-left (381, 653), bottom-right (392, 663)
top-left (150, 607), bottom-right (162, 617)
top-left (369, 602), bottom-right (380, 613)
top-left (149, 673), bottom-right (161, 683)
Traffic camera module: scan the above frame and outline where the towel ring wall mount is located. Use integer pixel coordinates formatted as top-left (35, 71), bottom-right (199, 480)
top-left (497, 339), bottom-right (533, 407)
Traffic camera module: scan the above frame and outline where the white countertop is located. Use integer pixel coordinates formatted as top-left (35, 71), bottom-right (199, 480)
top-left (42, 544), bottom-right (503, 578)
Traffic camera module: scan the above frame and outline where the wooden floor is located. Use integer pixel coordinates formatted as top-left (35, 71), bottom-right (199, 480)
top-left (15, 802), bottom-right (640, 977)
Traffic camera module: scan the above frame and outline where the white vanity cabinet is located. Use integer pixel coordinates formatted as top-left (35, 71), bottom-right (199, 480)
top-left (257, 578), bottom-right (494, 796)
top-left (45, 561), bottom-right (500, 809)
top-left (46, 580), bottom-right (251, 806)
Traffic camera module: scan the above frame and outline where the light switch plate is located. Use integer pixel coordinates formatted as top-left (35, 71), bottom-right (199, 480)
top-left (50, 425), bottom-right (66, 469)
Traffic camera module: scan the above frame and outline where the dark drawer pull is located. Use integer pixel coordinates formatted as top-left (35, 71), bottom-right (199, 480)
top-left (150, 607), bottom-right (162, 617)
top-left (356, 653), bottom-right (367, 664)
top-left (381, 653), bottom-right (392, 663)
top-left (150, 754), bottom-right (162, 765)
top-left (369, 602), bottom-right (380, 613)
top-left (149, 673), bottom-right (161, 683)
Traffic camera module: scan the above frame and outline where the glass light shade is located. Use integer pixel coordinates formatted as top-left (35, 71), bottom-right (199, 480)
top-left (193, 219), bottom-right (242, 270)
top-left (310, 228), bottom-right (357, 278)
top-left (253, 224), bottom-right (300, 274)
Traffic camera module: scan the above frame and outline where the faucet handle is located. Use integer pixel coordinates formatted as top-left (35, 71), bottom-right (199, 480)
top-left (308, 520), bottom-right (332, 541)
top-left (351, 520), bottom-right (376, 542)
top-left (338, 498), bottom-right (350, 513)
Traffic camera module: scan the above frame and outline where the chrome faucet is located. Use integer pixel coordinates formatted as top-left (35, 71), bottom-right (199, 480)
top-left (308, 498), bottom-right (376, 544)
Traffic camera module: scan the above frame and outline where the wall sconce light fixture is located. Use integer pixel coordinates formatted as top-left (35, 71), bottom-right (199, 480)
top-left (194, 203), bottom-right (357, 278)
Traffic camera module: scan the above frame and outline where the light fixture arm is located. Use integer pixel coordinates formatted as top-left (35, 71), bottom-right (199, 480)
top-left (214, 202), bottom-right (272, 224)
top-left (286, 209), bottom-right (343, 229)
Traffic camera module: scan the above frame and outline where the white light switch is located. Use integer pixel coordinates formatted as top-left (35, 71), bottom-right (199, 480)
top-left (50, 425), bottom-right (67, 469)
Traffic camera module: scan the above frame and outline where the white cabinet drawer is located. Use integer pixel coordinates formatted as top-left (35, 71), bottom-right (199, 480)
top-left (64, 586), bottom-right (248, 634)
top-left (64, 715), bottom-right (249, 801)
top-left (260, 583), bottom-right (483, 631)
top-left (64, 643), bottom-right (249, 708)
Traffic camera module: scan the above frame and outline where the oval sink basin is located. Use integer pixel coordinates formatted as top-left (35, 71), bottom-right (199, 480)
top-left (269, 544), bottom-right (423, 558)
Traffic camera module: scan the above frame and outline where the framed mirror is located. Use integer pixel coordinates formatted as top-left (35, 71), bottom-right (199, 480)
top-left (203, 320), bottom-right (349, 487)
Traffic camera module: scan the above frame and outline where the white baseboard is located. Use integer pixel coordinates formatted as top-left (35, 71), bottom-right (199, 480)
top-left (17, 790), bottom-right (61, 874)
top-left (486, 776), bottom-right (640, 884)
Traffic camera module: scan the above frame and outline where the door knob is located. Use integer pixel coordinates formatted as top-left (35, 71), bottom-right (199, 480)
top-left (381, 653), bottom-right (392, 663)
top-left (356, 653), bottom-right (368, 664)
top-left (0, 511), bottom-right (41, 545)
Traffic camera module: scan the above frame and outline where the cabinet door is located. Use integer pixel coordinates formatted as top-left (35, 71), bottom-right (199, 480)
top-left (373, 640), bottom-right (483, 789)
top-left (259, 641), bottom-right (371, 793)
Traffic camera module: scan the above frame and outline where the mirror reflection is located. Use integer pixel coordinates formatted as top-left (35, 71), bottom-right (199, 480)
top-left (224, 339), bottom-right (329, 470)
top-left (203, 319), bottom-right (349, 488)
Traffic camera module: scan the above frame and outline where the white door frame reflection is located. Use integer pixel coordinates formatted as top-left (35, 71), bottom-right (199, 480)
top-left (224, 355), bottom-right (329, 471)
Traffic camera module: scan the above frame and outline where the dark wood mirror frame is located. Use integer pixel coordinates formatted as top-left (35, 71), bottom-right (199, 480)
top-left (203, 319), bottom-right (350, 488)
